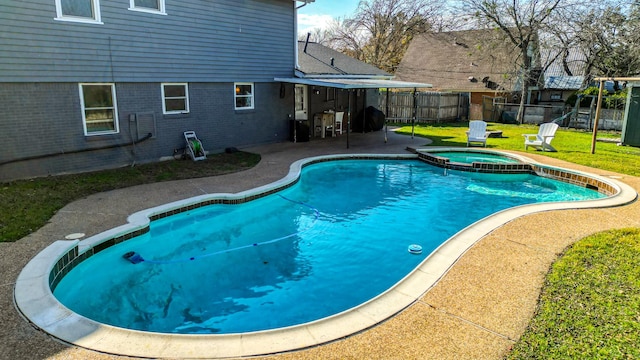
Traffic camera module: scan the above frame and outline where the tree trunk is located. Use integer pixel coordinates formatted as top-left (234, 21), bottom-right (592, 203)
top-left (517, 45), bottom-right (531, 125)
top-left (517, 85), bottom-right (527, 124)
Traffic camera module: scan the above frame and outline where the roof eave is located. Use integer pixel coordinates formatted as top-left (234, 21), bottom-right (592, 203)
top-left (275, 77), bottom-right (433, 90)
top-left (297, 74), bottom-right (394, 80)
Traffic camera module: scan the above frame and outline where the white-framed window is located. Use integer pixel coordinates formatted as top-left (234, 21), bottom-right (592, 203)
top-left (161, 83), bottom-right (189, 114)
top-left (79, 83), bottom-right (119, 136)
top-left (129, 0), bottom-right (166, 15)
top-left (55, 0), bottom-right (102, 24)
top-left (235, 82), bottom-right (254, 110)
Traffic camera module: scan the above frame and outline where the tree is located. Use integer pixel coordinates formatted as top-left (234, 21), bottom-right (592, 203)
top-left (538, 1), bottom-right (640, 87)
top-left (459, 0), bottom-right (572, 123)
top-left (297, 24), bottom-right (338, 46)
top-left (329, 0), bottom-right (442, 73)
top-left (572, 3), bottom-right (640, 83)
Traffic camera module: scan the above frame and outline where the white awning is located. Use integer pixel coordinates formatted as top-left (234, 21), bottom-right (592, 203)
top-left (274, 77), bottom-right (432, 89)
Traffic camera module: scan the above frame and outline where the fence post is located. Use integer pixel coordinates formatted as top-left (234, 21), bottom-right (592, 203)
top-left (412, 88), bottom-right (417, 138)
top-left (437, 93), bottom-right (442, 122)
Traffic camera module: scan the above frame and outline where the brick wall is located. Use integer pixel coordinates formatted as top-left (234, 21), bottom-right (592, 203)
top-left (0, 82), bottom-right (292, 181)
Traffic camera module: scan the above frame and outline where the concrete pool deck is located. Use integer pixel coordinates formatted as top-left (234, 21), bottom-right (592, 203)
top-left (3, 129), bottom-right (640, 359)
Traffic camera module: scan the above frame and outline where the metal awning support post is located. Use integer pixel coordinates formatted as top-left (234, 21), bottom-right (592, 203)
top-left (347, 89), bottom-right (352, 148)
top-left (590, 80), bottom-right (605, 154)
top-left (333, 87), bottom-right (338, 137)
top-left (363, 89), bottom-right (367, 133)
top-left (412, 87), bottom-right (417, 138)
top-left (292, 84), bottom-right (297, 143)
top-left (385, 88), bottom-right (389, 143)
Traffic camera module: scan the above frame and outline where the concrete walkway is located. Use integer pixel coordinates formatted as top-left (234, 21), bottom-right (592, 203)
top-left (2, 129), bottom-right (639, 359)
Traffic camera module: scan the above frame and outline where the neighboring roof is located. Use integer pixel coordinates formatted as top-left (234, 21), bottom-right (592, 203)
top-left (542, 48), bottom-right (586, 78)
top-left (544, 75), bottom-right (584, 90)
top-left (395, 29), bottom-right (522, 92)
top-left (296, 41), bottom-right (392, 78)
top-left (541, 48), bottom-right (586, 90)
top-left (274, 77), bottom-right (432, 89)
top-left (283, 41), bottom-right (431, 89)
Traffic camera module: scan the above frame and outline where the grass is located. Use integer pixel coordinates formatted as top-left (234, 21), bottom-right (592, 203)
top-left (394, 122), bottom-right (640, 176)
top-left (507, 229), bottom-right (640, 359)
top-left (0, 151), bottom-right (260, 242)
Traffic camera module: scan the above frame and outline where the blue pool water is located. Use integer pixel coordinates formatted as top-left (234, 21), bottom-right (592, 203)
top-left (54, 159), bottom-right (605, 334)
top-left (429, 151), bottom-right (521, 164)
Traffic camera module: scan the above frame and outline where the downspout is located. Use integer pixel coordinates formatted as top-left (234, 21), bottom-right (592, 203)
top-left (294, 2), bottom-right (299, 69)
top-left (294, 1), bottom-right (314, 69)
top-left (293, 1), bottom-right (314, 141)
top-left (347, 90), bottom-right (352, 149)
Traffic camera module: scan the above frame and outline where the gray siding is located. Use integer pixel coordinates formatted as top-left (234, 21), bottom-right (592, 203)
top-left (0, 0), bottom-right (295, 82)
top-left (0, 82), bottom-right (295, 181)
top-left (0, 0), bottom-right (301, 181)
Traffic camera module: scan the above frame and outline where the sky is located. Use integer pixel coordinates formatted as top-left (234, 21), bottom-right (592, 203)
top-left (297, 0), bottom-right (360, 35)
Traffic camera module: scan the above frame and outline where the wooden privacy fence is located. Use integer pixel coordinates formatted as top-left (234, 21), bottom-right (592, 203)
top-left (483, 96), bottom-right (625, 130)
top-left (378, 91), bottom-right (468, 123)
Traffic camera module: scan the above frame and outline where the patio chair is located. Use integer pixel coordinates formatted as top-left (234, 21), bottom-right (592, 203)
top-left (523, 122), bottom-right (559, 152)
top-left (466, 120), bottom-right (488, 147)
top-left (324, 111), bottom-right (345, 137)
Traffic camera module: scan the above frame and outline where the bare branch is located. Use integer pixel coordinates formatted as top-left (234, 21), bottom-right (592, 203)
top-left (330, 0), bottom-right (443, 73)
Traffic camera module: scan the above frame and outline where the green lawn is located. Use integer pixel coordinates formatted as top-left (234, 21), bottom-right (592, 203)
top-left (507, 229), bottom-right (640, 359)
top-left (395, 121), bottom-right (640, 358)
top-left (0, 151), bottom-right (260, 242)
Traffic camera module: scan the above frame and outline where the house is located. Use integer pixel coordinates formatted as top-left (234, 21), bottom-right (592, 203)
top-left (541, 75), bottom-right (584, 104)
top-left (0, 1), bottom-right (431, 182)
top-left (0, 0), bottom-right (316, 181)
top-left (394, 29), bottom-right (533, 120)
top-left (537, 48), bottom-right (586, 105)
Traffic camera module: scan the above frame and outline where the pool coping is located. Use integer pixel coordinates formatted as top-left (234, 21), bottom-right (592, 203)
top-left (14, 151), bottom-right (638, 359)
top-left (416, 147), bottom-right (531, 173)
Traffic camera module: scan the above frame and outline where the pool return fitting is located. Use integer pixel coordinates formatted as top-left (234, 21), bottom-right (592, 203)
top-left (408, 244), bottom-right (423, 254)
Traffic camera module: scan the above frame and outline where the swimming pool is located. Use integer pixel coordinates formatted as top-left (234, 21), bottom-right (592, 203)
top-left (15, 153), bottom-right (635, 358)
top-left (52, 159), bottom-right (604, 334)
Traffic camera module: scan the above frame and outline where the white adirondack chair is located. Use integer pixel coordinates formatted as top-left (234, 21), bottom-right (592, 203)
top-left (466, 120), bottom-right (488, 147)
top-left (523, 122), bottom-right (559, 152)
